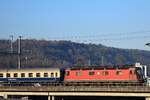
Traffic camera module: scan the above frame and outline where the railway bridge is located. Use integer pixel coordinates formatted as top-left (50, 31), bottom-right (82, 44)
top-left (0, 85), bottom-right (150, 100)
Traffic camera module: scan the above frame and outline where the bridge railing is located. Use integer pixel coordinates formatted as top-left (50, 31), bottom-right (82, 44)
top-left (0, 84), bottom-right (150, 92)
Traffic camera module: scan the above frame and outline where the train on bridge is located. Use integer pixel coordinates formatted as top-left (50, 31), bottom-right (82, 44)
top-left (0, 63), bottom-right (148, 85)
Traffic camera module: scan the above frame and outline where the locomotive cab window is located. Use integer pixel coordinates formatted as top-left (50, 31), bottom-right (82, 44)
top-left (21, 73), bottom-right (25, 77)
top-left (89, 71), bottom-right (95, 76)
top-left (76, 72), bottom-right (82, 76)
top-left (0, 73), bottom-right (3, 77)
top-left (102, 71), bottom-right (109, 76)
top-left (14, 73), bottom-right (18, 77)
top-left (136, 69), bottom-right (141, 75)
top-left (36, 73), bottom-right (40, 77)
top-left (6, 73), bottom-right (10, 77)
top-left (44, 73), bottom-right (48, 77)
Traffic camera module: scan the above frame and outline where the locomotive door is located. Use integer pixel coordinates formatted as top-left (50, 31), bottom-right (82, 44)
top-left (129, 69), bottom-right (134, 80)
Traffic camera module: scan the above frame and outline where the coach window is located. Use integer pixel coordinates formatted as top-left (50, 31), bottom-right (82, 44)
top-left (29, 73), bottom-right (33, 77)
top-left (89, 72), bottom-right (95, 76)
top-left (55, 73), bottom-right (58, 77)
top-left (14, 73), bottom-right (18, 77)
top-left (6, 73), bottom-right (10, 77)
top-left (0, 73), bottom-right (3, 77)
top-left (51, 73), bottom-right (54, 77)
top-left (21, 73), bottom-right (25, 77)
top-left (36, 73), bottom-right (40, 77)
top-left (44, 73), bottom-right (48, 77)
top-left (116, 71), bottom-right (123, 75)
top-left (102, 71), bottom-right (109, 76)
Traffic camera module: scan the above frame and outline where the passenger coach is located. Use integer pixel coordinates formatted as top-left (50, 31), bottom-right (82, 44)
top-left (0, 68), bottom-right (62, 83)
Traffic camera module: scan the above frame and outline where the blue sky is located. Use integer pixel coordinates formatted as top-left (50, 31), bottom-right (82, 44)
top-left (0, 0), bottom-right (150, 50)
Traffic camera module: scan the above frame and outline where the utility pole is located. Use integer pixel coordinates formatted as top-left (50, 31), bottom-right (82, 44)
top-left (9, 35), bottom-right (14, 68)
top-left (10, 35), bottom-right (13, 53)
top-left (88, 59), bottom-right (91, 66)
top-left (101, 56), bottom-right (104, 66)
top-left (18, 36), bottom-right (22, 69)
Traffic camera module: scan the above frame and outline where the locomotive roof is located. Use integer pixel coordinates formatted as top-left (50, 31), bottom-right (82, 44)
top-left (68, 64), bottom-right (136, 70)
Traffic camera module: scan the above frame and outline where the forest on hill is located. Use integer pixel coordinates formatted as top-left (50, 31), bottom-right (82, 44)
top-left (0, 39), bottom-right (150, 70)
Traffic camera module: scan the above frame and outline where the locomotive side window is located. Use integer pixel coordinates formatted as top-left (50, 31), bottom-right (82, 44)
top-left (102, 71), bottom-right (109, 76)
top-left (76, 72), bottom-right (82, 76)
top-left (116, 71), bottom-right (123, 75)
top-left (97, 72), bottom-right (100, 75)
top-left (36, 73), bottom-right (40, 77)
top-left (6, 73), bottom-right (10, 77)
top-left (89, 72), bottom-right (95, 75)
top-left (21, 73), bottom-right (25, 77)
top-left (14, 73), bottom-right (18, 77)
top-left (65, 71), bottom-right (70, 76)
top-left (29, 73), bottom-right (33, 77)
top-left (0, 73), bottom-right (3, 77)
top-left (44, 73), bottom-right (48, 77)
top-left (51, 73), bottom-right (54, 77)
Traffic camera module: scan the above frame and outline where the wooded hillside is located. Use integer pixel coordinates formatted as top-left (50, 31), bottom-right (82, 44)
top-left (0, 39), bottom-right (150, 69)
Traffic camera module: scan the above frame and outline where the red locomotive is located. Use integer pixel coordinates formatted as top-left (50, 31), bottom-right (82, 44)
top-left (64, 63), bottom-right (145, 83)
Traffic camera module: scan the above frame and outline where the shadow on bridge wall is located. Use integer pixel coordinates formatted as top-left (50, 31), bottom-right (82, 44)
top-left (7, 96), bottom-right (145, 100)
top-left (59, 96), bottom-right (145, 100)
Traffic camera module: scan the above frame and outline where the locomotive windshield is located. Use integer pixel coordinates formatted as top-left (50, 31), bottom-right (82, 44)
top-left (135, 67), bottom-right (145, 81)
